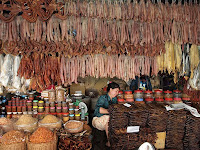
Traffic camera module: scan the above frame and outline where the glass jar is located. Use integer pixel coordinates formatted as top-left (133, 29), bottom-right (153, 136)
top-left (12, 106), bottom-right (17, 112)
top-left (50, 102), bottom-right (55, 107)
top-left (33, 100), bottom-right (38, 106)
top-left (144, 90), bottom-right (153, 99)
top-left (22, 106), bottom-right (26, 112)
top-left (145, 98), bottom-right (154, 104)
top-left (154, 90), bottom-right (163, 99)
top-left (134, 90), bottom-right (143, 101)
top-left (38, 101), bottom-right (44, 107)
top-left (63, 113), bottom-right (69, 123)
top-left (165, 98), bottom-right (173, 104)
top-left (62, 102), bottom-right (67, 107)
top-left (26, 100), bottom-right (32, 106)
top-left (117, 91), bottom-right (124, 99)
top-left (6, 106), bottom-right (12, 112)
top-left (62, 107), bottom-right (68, 113)
top-left (50, 107), bottom-right (55, 113)
top-left (45, 101), bottom-right (49, 107)
top-left (7, 112), bottom-right (12, 119)
top-left (69, 103), bottom-right (74, 109)
top-left (173, 90), bottom-right (182, 98)
top-left (164, 90), bottom-right (173, 98)
top-left (69, 108), bottom-right (74, 114)
top-left (117, 99), bottom-right (125, 104)
top-left (57, 102), bottom-right (62, 107)
top-left (75, 114), bottom-right (81, 120)
top-left (69, 114), bottom-right (75, 120)
top-left (17, 106), bottom-right (22, 112)
top-left (56, 107), bottom-right (62, 113)
top-left (33, 106), bottom-right (38, 112)
top-left (38, 107), bottom-right (44, 113)
top-left (45, 107), bottom-right (50, 113)
top-left (57, 113), bottom-right (63, 119)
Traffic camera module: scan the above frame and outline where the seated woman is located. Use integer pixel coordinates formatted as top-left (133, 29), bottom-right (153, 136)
top-left (92, 82), bottom-right (120, 147)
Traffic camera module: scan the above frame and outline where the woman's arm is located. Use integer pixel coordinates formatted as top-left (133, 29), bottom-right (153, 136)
top-left (99, 107), bottom-right (109, 114)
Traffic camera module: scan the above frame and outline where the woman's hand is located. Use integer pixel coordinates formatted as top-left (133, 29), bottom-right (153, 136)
top-left (99, 107), bottom-right (109, 114)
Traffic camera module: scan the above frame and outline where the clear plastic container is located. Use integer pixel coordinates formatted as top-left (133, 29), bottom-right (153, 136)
top-left (62, 107), bottom-right (68, 113)
top-left (154, 90), bottom-right (163, 99)
top-left (64, 120), bottom-right (83, 133)
top-left (69, 114), bottom-right (75, 120)
top-left (50, 107), bottom-right (55, 113)
top-left (56, 107), bottom-right (62, 113)
top-left (164, 90), bottom-right (173, 98)
top-left (33, 100), bottom-right (38, 106)
top-left (50, 102), bottom-right (55, 107)
top-left (117, 99), bottom-right (125, 104)
top-left (75, 114), bottom-right (81, 121)
top-left (48, 89), bottom-right (56, 102)
top-left (26, 100), bottom-right (32, 106)
top-left (165, 98), bottom-right (173, 104)
top-left (57, 102), bottom-right (62, 107)
top-left (155, 98), bottom-right (164, 104)
top-left (62, 102), bottom-right (67, 107)
top-left (173, 90), bottom-right (182, 98)
top-left (69, 103), bottom-right (74, 109)
top-left (45, 107), bottom-right (50, 113)
top-left (144, 90), bottom-right (153, 99)
top-left (134, 90), bottom-right (143, 99)
top-left (117, 91), bottom-right (124, 99)
top-left (33, 106), bottom-right (38, 112)
top-left (38, 107), bottom-right (44, 113)
top-left (125, 99), bottom-right (134, 103)
top-left (145, 98), bottom-right (154, 104)
top-left (38, 101), bottom-right (44, 107)
top-left (63, 113), bottom-right (69, 123)
top-left (173, 98), bottom-right (182, 104)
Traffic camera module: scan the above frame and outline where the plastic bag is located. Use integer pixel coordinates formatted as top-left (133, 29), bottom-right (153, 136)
top-left (38, 119), bottom-right (62, 130)
top-left (12, 55), bottom-right (21, 89)
top-left (0, 54), bottom-right (14, 87)
top-left (14, 121), bottom-right (37, 133)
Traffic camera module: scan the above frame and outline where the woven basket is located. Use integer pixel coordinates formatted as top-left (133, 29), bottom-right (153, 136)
top-left (0, 141), bottom-right (26, 150)
top-left (26, 132), bottom-right (57, 150)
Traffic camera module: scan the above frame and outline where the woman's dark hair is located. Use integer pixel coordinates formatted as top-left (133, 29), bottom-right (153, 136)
top-left (107, 82), bottom-right (120, 92)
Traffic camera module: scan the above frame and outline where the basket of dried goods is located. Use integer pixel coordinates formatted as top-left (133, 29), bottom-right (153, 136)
top-left (0, 130), bottom-right (26, 150)
top-left (38, 115), bottom-right (62, 130)
top-left (27, 127), bottom-right (57, 150)
top-left (64, 120), bottom-right (84, 133)
top-left (14, 115), bottom-right (38, 132)
top-left (0, 117), bottom-right (14, 132)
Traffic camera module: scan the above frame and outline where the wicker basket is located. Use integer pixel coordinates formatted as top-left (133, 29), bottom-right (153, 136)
top-left (26, 132), bottom-right (57, 150)
top-left (0, 141), bottom-right (26, 150)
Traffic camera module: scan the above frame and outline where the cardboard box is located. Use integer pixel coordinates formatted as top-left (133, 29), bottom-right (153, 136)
top-left (70, 83), bottom-right (85, 95)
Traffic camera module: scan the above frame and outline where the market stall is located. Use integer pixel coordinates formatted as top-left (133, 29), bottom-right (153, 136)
top-left (0, 0), bottom-right (199, 150)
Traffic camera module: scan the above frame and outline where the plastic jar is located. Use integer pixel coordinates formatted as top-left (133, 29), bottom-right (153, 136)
top-left (33, 106), bottom-right (38, 112)
top-left (62, 102), bottom-right (67, 107)
top-left (6, 112), bottom-right (12, 119)
top-left (134, 90), bottom-right (143, 100)
top-left (33, 100), bottom-right (38, 106)
top-left (145, 98), bottom-right (154, 104)
top-left (57, 113), bottom-right (63, 118)
top-left (74, 109), bottom-right (80, 115)
top-left (63, 113), bottom-right (69, 123)
top-left (62, 107), bottom-right (68, 113)
top-left (154, 90), bottom-right (163, 99)
top-left (22, 106), bottom-right (26, 112)
top-left (57, 102), bottom-right (62, 107)
top-left (165, 98), bottom-right (173, 104)
top-left (56, 107), bottom-right (62, 113)
top-left (38, 101), bottom-right (44, 107)
top-left (50, 102), bottom-right (55, 107)
top-left (56, 88), bottom-right (65, 102)
top-left (155, 98), bottom-right (164, 104)
top-left (29, 93), bottom-right (34, 100)
top-left (69, 108), bottom-right (74, 114)
top-left (174, 98), bottom-right (182, 104)
top-left (164, 90), bottom-right (173, 99)
top-left (50, 107), bottom-right (55, 113)
top-left (33, 111), bottom-right (38, 118)
top-left (69, 103), bottom-right (74, 109)
top-left (75, 114), bottom-right (81, 120)
top-left (118, 99), bottom-right (125, 104)
top-left (8, 101), bottom-right (12, 106)
top-left (17, 106), bottom-right (22, 112)
top-left (12, 112), bottom-right (18, 119)
top-left (126, 99), bottom-right (134, 103)
top-left (6, 106), bottom-right (12, 112)
top-left (38, 107), bottom-right (44, 113)
top-left (69, 114), bottom-right (75, 120)
top-left (117, 91), bottom-right (124, 99)
top-left (38, 113), bottom-right (45, 120)
top-left (135, 101), bottom-right (145, 104)
top-left (26, 100), bottom-right (32, 106)
top-left (173, 90), bottom-right (182, 98)
top-left (45, 107), bottom-right (50, 113)
top-left (48, 89), bottom-right (56, 102)
top-left (45, 101), bottom-right (49, 107)
top-left (144, 90), bottom-right (153, 99)
top-left (12, 106), bottom-right (17, 112)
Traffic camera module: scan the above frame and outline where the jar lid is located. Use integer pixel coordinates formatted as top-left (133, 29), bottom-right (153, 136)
top-left (135, 98), bottom-right (143, 101)
top-left (50, 113), bottom-right (57, 115)
top-left (69, 108), bottom-right (74, 111)
top-left (57, 107), bottom-right (62, 109)
top-left (154, 90), bottom-right (162, 93)
top-left (17, 106), bottom-right (22, 108)
top-left (69, 114), bottom-right (74, 117)
top-left (45, 107), bottom-right (50, 108)
top-left (33, 100), bottom-right (38, 102)
top-left (63, 107), bottom-right (68, 109)
top-left (145, 98), bottom-right (154, 102)
top-left (174, 98), bottom-right (182, 101)
top-left (182, 97), bottom-right (190, 101)
top-left (155, 98), bottom-right (164, 102)
top-left (57, 113), bottom-right (63, 115)
top-left (63, 113), bottom-right (69, 115)
top-left (12, 106), bottom-right (16, 107)
top-left (118, 91), bottom-right (123, 94)
top-left (6, 106), bottom-right (12, 108)
top-left (173, 90), bottom-right (181, 93)
top-left (13, 112), bottom-right (17, 114)
top-left (33, 106), bottom-right (38, 108)
top-left (125, 90), bottom-right (132, 94)
top-left (26, 100), bottom-right (32, 103)
top-left (39, 101), bottom-right (44, 103)
top-left (145, 90), bottom-right (153, 94)
top-left (126, 99), bottom-right (134, 102)
top-left (23, 112), bottom-right (28, 114)
top-left (75, 114), bottom-right (80, 116)
top-left (38, 107), bottom-right (44, 109)
top-left (118, 99), bottom-right (125, 102)
top-left (134, 90), bottom-right (143, 93)
top-left (7, 112), bottom-right (12, 114)
top-left (50, 107), bottom-right (55, 109)
top-left (165, 98), bottom-right (173, 101)
top-left (164, 90), bottom-right (172, 94)
top-left (18, 112), bottom-right (22, 114)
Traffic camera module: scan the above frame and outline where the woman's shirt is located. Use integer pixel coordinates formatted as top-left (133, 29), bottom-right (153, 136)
top-left (93, 94), bottom-right (118, 117)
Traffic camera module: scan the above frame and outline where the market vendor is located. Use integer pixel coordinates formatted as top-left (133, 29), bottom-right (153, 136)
top-left (92, 82), bottom-right (120, 147)
top-left (130, 75), bottom-right (152, 91)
